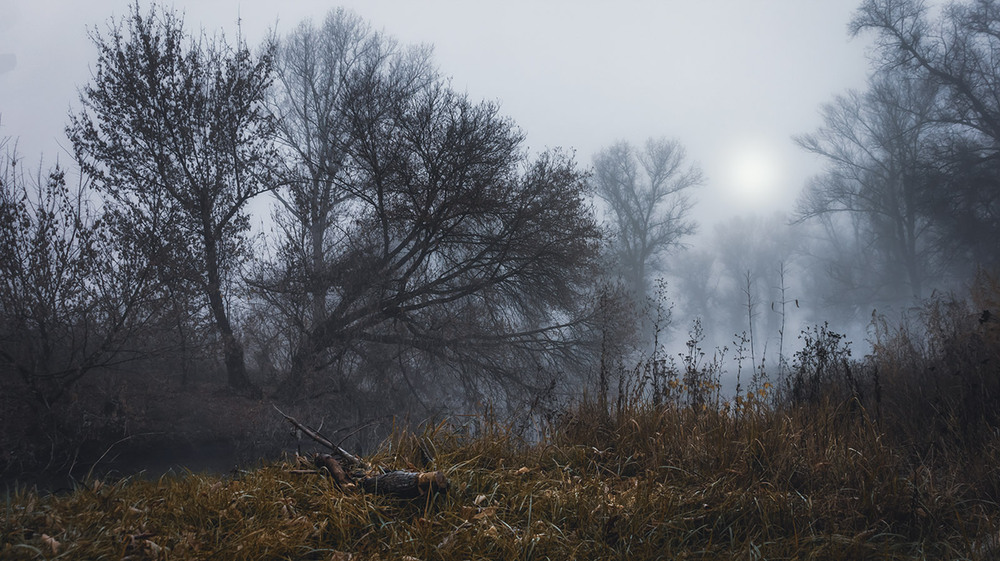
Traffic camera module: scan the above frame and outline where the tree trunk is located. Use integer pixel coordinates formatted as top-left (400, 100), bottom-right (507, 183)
top-left (221, 331), bottom-right (250, 391)
top-left (281, 411), bottom-right (450, 500)
top-left (310, 183), bottom-right (328, 329)
top-left (312, 455), bottom-right (448, 499)
top-left (277, 332), bottom-right (325, 401)
top-left (203, 233), bottom-right (254, 394)
top-left (277, 348), bottom-right (310, 402)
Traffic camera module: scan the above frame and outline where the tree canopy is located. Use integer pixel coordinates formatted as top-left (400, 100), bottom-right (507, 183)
top-left (258, 15), bottom-right (602, 404)
top-left (68, 2), bottom-right (279, 393)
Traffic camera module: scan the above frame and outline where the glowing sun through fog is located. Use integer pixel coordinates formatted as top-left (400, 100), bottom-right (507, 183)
top-left (724, 141), bottom-right (785, 208)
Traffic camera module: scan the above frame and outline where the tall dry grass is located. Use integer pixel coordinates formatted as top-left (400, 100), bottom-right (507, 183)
top-left (4, 392), bottom-right (999, 559)
top-left (3, 274), bottom-right (1000, 559)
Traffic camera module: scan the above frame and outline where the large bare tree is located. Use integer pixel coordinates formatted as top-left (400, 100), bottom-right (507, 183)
top-left (258, 16), bottom-right (602, 404)
top-left (68, 2), bottom-right (278, 394)
top-left (592, 138), bottom-right (702, 298)
top-left (258, 9), bottom-right (434, 366)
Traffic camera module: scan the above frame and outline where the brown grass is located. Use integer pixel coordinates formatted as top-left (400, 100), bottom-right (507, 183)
top-left (3, 397), bottom-right (999, 560)
top-left (5, 274), bottom-right (1000, 560)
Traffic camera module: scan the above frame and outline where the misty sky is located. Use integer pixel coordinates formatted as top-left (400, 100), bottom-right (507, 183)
top-left (0, 0), bottom-right (871, 224)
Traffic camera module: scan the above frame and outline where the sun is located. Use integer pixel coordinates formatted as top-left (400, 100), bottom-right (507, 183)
top-left (726, 143), bottom-right (781, 204)
top-left (733, 152), bottom-right (773, 194)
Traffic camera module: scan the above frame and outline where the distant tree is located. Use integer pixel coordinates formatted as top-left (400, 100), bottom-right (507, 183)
top-left (68, 2), bottom-right (278, 394)
top-left (592, 138), bottom-right (702, 298)
top-left (795, 73), bottom-right (940, 302)
top-left (669, 248), bottom-right (717, 324)
top-left (793, 214), bottom-right (878, 324)
top-left (851, 0), bottom-right (1000, 274)
top-left (711, 213), bottom-right (801, 346)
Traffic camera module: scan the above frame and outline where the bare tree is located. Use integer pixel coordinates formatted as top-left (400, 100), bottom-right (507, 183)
top-left (712, 213), bottom-right (802, 343)
top-left (853, 0), bottom-right (1000, 143)
top-left (669, 249), bottom-right (717, 325)
top-left (592, 138), bottom-right (702, 298)
top-left (257, 9), bottom-right (435, 375)
top-left (293, 85), bottom-right (598, 402)
top-left (0, 149), bottom-right (163, 408)
top-left (851, 0), bottom-right (1000, 273)
top-left (255, 14), bottom-right (602, 405)
top-left (795, 72), bottom-right (940, 302)
top-left (68, 2), bottom-right (278, 394)
top-left (293, 98), bottom-right (598, 402)
top-left (272, 8), bottom-right (434, 326)
top-left (795, 213), bottom-right (885, 324)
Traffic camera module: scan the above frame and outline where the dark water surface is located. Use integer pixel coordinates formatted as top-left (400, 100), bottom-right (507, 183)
top-left (3, 438), bottom-right (281, 494)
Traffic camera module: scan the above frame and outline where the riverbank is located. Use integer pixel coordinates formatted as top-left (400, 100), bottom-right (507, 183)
top-left (4, 400), bottom-right (999, 560)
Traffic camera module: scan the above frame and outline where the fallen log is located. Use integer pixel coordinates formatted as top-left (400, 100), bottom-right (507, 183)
top-left (277, 406), bottom-right (449, 500)
top-left (361, 470), bottom-right (449, 499)
top-left (314, 453), bottom-right (354, 490)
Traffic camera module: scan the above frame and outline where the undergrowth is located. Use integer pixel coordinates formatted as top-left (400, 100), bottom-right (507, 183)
top-left (3, 397), bottom-right (999, 560)
top-left (3, 274), bottom-right (1000, 560)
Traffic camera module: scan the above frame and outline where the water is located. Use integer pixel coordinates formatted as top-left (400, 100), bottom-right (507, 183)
top-left (2, 437), bottom-right (281, 494)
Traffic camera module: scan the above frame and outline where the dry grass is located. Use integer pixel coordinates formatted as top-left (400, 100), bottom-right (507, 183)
top-left (5, 275), bottom-right (1000, 559)
top-left (3, 398), bottom-right (999, 560)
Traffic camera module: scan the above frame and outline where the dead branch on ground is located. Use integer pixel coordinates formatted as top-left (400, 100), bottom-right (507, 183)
top-left (274, 405), bottom-right (449, 499)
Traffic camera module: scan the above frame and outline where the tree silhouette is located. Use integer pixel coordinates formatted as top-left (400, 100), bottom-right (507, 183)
top-left (592, 138), bottom-right (702, 298)
top-left (68, 2), bottom-right (278, 394)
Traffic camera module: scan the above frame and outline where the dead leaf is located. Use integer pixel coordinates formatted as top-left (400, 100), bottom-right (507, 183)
top-left (474, 494), bottom-right (488, 505)
top-left (473, 506), bottom-right (497, 520)
top-left (327, 552), bottom-right (353, 561)
top-left (40, 534), bottom-right (60, 555)
top-left (516, 466), bottom-right (531, 475)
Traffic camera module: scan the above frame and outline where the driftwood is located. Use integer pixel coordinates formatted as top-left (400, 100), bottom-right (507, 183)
top-left (315, 453), bottom-right (354, 489)
top-left (275, 406), bottom-right (448, 499)
top-left (360, 470), bottom-right (449, 499)
top-left (273, 405), bottom-right (368, 472)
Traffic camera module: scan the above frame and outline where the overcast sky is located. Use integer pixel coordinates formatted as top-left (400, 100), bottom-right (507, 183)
top-left (0, 0), bottom-right (872, 224)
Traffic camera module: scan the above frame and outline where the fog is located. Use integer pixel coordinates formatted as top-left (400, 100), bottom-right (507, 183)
top-left (2, 0), bottom-right (997, 483)
top-left (1, 0), bottom-right (869, 209)
top-left (0, 0), bottom-right (873, 351)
